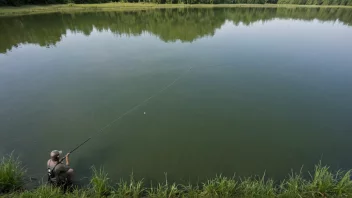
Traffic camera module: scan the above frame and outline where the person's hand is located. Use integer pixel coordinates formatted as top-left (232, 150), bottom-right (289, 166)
top-left (65, 153), bottom-right (71, 166)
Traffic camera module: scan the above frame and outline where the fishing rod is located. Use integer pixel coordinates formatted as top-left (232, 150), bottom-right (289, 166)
top-left (69, 137), bottom-right (91, 154)
top-left (47, 137), bottom-right (92, 182)
top-left (58, 137), bottom-right (92, 163)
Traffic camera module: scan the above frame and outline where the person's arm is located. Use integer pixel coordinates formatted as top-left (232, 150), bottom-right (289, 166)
top-left (65, 153), bottom-right (70, 166)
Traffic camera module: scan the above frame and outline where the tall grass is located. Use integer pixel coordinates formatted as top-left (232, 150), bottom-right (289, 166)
top-left (114, 173), bottom-right (145, 197)
top-left (200, 175), bottom-right (237, 197)
top-left (0, 153), bottom-right (26, 193)
top-left (8, 186), bottom-right (91, 198)
top-left (19, 185), bottom-right (63, 198)
top-left (307, 162), bottom-right (335, 197)
top-left (147, 173), bottom-right (181, 198)
top-left (306, 162), bottom-right (352, 197)
top-left (278, 170), bottom-right (307, 197)
top-left (238, 173), bottom-right (276, 197)
top-left (90, 166), bottom-right (112, 197)
top-left (180, 183), bottom-right (200, 198)
top-left (5, 155), bottom-right (352, 197)
top-left (334, 170), bottom-right (352, 196)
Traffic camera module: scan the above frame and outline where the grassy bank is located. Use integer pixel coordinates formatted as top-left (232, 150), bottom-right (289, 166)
top-left (1, 3), bottom-right (352, 16)
top-left (0, 154), bottom-right (25, 194)
top-left (2, 154), bottom-right (352, 197)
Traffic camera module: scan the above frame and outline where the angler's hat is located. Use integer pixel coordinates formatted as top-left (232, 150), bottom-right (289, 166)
top-left (50, 150), bottom-right (62, 158)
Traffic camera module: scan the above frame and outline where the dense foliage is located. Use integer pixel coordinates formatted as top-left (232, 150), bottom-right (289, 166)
top-left (1, 7), bottom-right (352, 53)
top-left (1, 0), bottom-right (352, 7)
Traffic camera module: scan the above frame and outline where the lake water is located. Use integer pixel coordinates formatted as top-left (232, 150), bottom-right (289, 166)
top-left (1, 7), bottom-right (352, 184)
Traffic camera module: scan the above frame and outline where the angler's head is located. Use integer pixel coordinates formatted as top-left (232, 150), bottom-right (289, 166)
top-left (50, 150), bottom-right (62, 161)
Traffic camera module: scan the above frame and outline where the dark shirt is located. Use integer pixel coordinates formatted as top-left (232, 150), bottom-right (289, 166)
top-left (47, 159), bottom-right (70, 182)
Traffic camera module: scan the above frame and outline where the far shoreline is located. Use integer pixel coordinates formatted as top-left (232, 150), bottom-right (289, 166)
top-left (1, 3), bottom-right (352, 17)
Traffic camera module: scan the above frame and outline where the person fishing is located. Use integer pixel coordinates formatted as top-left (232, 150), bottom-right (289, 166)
top-left (47, 150), bottom-right (74, 186)
top-left (46, 138), bottom-right (90, 187)
top-left (44, 67), bottom-right (191, 187)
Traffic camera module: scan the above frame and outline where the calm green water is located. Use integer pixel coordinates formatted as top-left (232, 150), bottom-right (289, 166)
top-left (1, 7), bottom-right (352, 184)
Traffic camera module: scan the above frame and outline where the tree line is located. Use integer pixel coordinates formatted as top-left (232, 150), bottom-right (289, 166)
top-left (1, 0), bottom-right (352, 7)
top-left (1, 7), bottom-right (352, 53)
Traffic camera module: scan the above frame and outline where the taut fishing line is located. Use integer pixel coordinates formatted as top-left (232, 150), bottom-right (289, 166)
top-left (66, 66), bottom-right (193, 151)
top-left (5, 62), bottom-right (227, 147)
top-left (96, 67), bottom-right (192, 135)
top-left (3, 67), bottom-right (192, 149)
top-left (27, 66), bottom-right (193, 181)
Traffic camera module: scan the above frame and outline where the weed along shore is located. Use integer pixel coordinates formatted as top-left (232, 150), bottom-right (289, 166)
top-left (2, 154), bottom-right (352, 197)
top-left (0, 3), bottom-right (352, 16)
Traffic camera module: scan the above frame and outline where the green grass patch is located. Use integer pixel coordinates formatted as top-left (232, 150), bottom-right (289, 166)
top-left (4, 155), bottom-right (352, 197)
top-left (90, 166), bottom-right (112, 197)
top-left (0, 153), bottom-right (26, 194)
top-left (115, 173), bottom-right (145, 197)
top-left (201, 175), bottom-right (237, 197)
top-left (239, 174), bottom-right (276, 197)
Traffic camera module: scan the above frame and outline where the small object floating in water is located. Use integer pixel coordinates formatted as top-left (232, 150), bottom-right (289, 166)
top-left (144, 112), bottom-right (146, 115)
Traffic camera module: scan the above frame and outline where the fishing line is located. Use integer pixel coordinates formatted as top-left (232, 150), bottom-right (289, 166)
top-left (3, 67), bottom-right (194, 150)
top-left (4, 63), bottom-right (225, 146)
top-left (1, 62), bottom-right (231, 184)
top-left (12, 63), bottom-right (227, 181)
top-left (26, 66), bottom-right (194, 182)
top-left (68, 66), bottom-right (193, 149)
